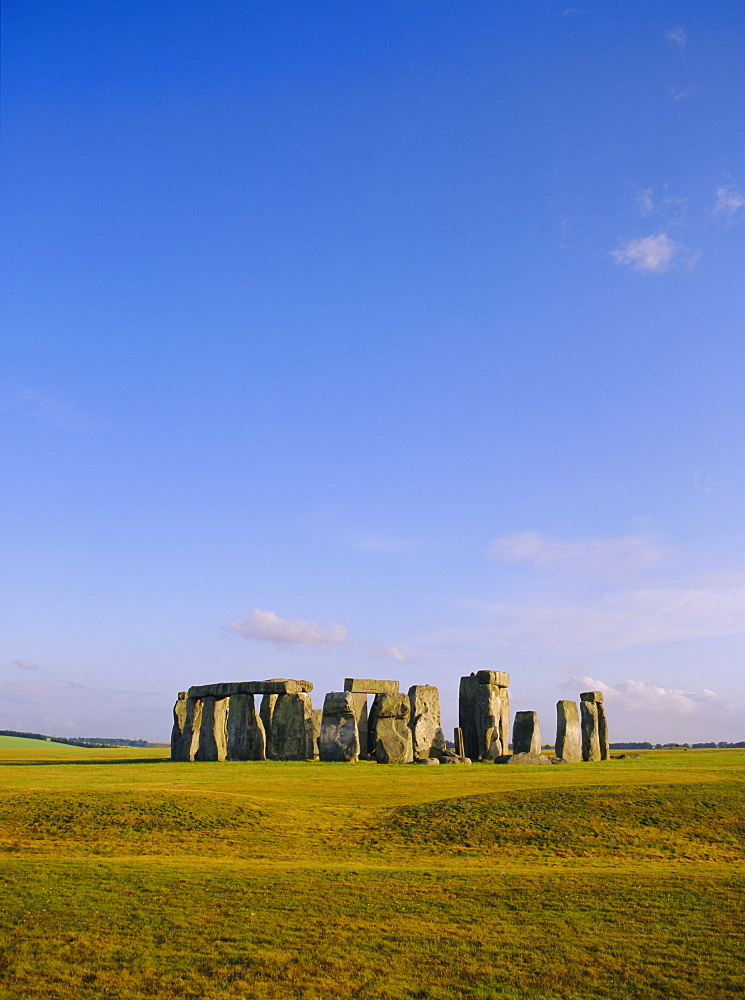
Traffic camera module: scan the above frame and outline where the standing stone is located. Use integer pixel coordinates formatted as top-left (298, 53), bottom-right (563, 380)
top-left (555, 700), bottom-right (581, 763)
top-left (408, 685), bottom-right (446, 761)
top-left (308, 708), bottom-right (322, 760)
top-left (454, 727), bottom-right (465, 757)
top-left (259, 679), bottom-right (289, 750)
top-left (374, 693), bottom-right (413, 764)
top-left (512, 711), bottom-right (541, 756)
top-left (267, 692), bottom-right (314, 760)
top-left (171, 693), bottom-right (188, 760)
top-left (580, 693), bottom-right (601, 761)
top-left (597, 703), bottom-right (610, 760)
top-left (177, 696), bottom-right (203, 761)
top-left (319, 692), bottom-right (360, 762)
top-left (226, 692), bottom-right (266, 761)
top-left (459, 672), bottom-right (510, 761)
top-left (349, 693), bottom-right (370, 760)
top-left (196, 696), bottom-right (229, 761)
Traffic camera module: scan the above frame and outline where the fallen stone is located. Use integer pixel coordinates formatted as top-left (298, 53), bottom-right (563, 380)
top-left (226, 692), bottom-right (266, 761)
top-left (512, 711), bottom-right (541, 756)
top-left (613, 753), bottom-right (643, 759)
top-left (506, 752), bottom-right (551, 765)
top-left (319, 692), bottom-right (360, 762)
top-left (415, 757), bottom-right (440, 765)
top-left (549, 756), bottom-right (570, 764)
top-left (555, 699), bottom-right (581, 763)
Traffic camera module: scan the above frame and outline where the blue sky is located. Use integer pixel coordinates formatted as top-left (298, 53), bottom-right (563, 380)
top-left (2, 1), bottom-right (743, 743)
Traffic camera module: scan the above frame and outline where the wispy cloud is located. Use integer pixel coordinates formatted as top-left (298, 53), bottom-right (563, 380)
top-left (0, 380), bottom-right (90, 429)
top-left (227, 608), bottom-right (347, 650)
top-left (714, 185), bottom-right (745, 218)
top-left (610, 233), bottom-right (678, 272)
top-left (366, 642), bottom-right (410, 664)
top-left (637, 188), bottom-right (654, 215)
top-left (479, 585), bottom-right (745, 654)
top-left (488, 532), bottom-right (669, 578)
top-left (665, 26), bottom-right (687, 50)
top-left (668, 84), bottom-right (698, 102)
top-left (11, 659), bottom-right (40, 671)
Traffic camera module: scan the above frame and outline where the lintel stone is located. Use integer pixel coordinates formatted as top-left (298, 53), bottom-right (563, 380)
top-left (187, 679), bottom-right (313, 699)
top-left (344, 678), bottom-right (399, 695)
top-left (475, 670), bottom-right (510, 688)
top-left (580, 691), bottom-right (603, 703)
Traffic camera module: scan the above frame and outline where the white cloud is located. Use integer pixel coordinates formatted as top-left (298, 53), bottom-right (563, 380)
top-left (668, 84), bottom-right (698, 102)
top-left (480, 586), bottom-right (745, 654)
top-left (227, 608), bottom-right (347, 650)
top-left (488, 531), bottom-right (668, 577)
top-left (366, 642), bottom-right (410, 664)
top-left (12, 659), bottom-right (40, 671)
top-left (665, 26), bottom-right (687, 50)
top-left (565, 671), bottom-right (729, 720)
top-left (610, 233), bottom-right (678, 272)
top-left (714, 185), bottom-right (745, 217)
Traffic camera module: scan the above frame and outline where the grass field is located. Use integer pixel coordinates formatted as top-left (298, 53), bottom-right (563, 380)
top-left (0, 741), bottom-right (742, 999)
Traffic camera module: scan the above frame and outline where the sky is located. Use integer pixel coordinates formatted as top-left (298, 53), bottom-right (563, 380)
top-left (1, 1), bottom-right (743, 744)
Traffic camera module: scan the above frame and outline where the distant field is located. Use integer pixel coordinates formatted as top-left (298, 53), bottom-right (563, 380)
top-left (0, 746), bottom-right (742, 999)
top-left (0, 735), bottom-right (91, 752)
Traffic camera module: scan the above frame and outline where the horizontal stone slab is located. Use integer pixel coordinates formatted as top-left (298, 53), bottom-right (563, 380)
top-left (187, 679), bottom-right (313, 699)
top-left (344, 678), bottom-right (399, 694)
top-left (580, 690), bottom-right (603, 703)
top-left (475, 670), bottom-right (510, 688)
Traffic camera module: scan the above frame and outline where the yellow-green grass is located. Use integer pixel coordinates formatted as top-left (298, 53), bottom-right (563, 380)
top-left (0, 747), bottom-right (742, 999)
top-left (0, 736), bottom-right (92, 752)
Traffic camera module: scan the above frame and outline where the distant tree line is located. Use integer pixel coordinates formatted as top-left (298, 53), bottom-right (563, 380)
top-left (0, 729), bottom-right (149, 748)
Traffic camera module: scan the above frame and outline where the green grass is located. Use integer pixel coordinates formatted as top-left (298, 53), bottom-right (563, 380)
top-left (0, 747), bottom-right (742, 999)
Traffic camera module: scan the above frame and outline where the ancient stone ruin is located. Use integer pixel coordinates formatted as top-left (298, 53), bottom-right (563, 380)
top-left (171, 671), bottom-right (609, 765)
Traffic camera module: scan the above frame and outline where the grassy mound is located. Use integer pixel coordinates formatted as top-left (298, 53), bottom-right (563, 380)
top-left (372, 782), bottom-right (745, 860)
top-left (0, 792), bottom-right (262, 854)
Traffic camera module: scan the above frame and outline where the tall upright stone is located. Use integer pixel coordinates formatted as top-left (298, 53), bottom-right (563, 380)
top-left (176, 696), bottom-right (203, 761)
top-left (408, 685), bottom-right (446, 761)
top-left (196, 696), bottom-right (229, 761)
top-left (459, 671), bottom-right (510, 760)
top-left (580, 692), bottom-right (602, 761)
top-left (308, 708), bottom-right (322, 760)
top-left (349, 693), bottom-right (370, 760)
top-left (171, 692), bottom-right (188, 760)
top-left (267, 692), bottom-right (314, 760)
top-left (226, 693), bottom-right (266, 761)
top-left (373, 692), bottom-right (413, 764)
top-left (319, 692), bottom-right (360, 762)
top-left (555, 700), bottom-right (581, 762)
top-left (259, 678), bottom-right (290, 750)
top-left (512, 711), bottom-right (541, 756)
top-left (597, 703), bottom-right (610, 760)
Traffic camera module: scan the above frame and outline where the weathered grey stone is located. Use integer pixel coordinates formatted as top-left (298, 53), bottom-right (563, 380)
top-left (597, 703), bottom-right (610, 760)
top-left (475, 670), bottom-right (510, 688)
top-left (349, 693), bottom-right (370, 759)
top-left (259, 679), bottom-right (290, 749)
top-left (506, 752), bottom-right (551, 765)
top-left (453, 727), bottom-right (465, 757)
top-left (415, 757), bottom-right (440, 765)
top-left (372, 693), bottom-right (412, 764)
top-left (555, 700), bottom-right (581, 763)
top-left (170, 693), bottom-right (188, 760)
top-left (512, 711), bottom-right (541, 756)
top-left (319, 692), bottom-right (360, 762)
top-left (227, 692), bottom-right (266, 761)
top-left (408, 685), bottom-right (446, 761)
top-left (181, 697), bottom-right (203, 761)
top-left (375, 718), bottom-right (413, 763)
top-left (581, 700), bottom-right (601, 761)
top-left (308, 708), bottom-right (322, 760)
top-left (196, 696), bottom-right (229, 761)
top-left (459, 674), bottom-right (510, 761)
top-left (344, 678), bottom-right (399, 694)
top-left (549, 756), bottom-right (570, 765)
top-left (188, 678), bottom-right (313, 699)
top-left (580, 690), bottom-right (603, 703)
top-left (267, 692), bottom-right (314, 760)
